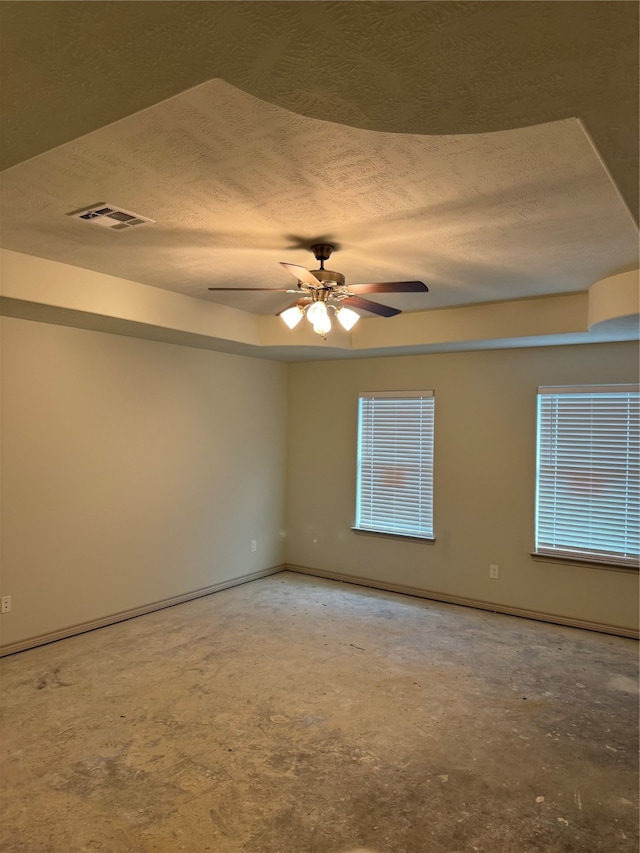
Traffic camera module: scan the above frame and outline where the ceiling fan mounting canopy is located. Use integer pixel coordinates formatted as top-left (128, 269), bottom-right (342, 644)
top-left (310, 243), bottom-right (335, 265)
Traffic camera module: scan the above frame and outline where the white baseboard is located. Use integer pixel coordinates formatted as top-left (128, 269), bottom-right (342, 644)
top-left (0, 565), bottom-right (284, 657)
top-left (284, 564), bottom-right (639, 640)
top-left (3, 562), bottom-right (635, 656)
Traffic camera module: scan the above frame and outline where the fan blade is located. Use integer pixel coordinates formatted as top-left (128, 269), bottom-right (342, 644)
top-left (208, 287), bottom-right (292, 291)
top-left (280, 262), bottom-right (322, 288)
top-left (347, 281), bottom-right (428, 294)
top-left (343, 295), bottom-right (401, 317)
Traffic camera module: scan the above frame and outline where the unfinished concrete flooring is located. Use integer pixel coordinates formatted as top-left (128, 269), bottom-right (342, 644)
top-left (1, 572), bottom-right (638, 852)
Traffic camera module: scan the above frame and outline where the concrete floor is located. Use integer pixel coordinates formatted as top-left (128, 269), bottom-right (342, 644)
top-left (1, 572), bottom-right (638, 853)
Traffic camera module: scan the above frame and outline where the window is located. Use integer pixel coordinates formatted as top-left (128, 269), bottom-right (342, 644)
top-left (535, 385), bottom-right (639, 567)
top-left (355, 391), bottom-right (434, 539)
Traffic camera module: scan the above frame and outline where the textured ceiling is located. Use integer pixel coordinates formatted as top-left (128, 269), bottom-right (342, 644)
top-left (0, 1), bottom-right (638, 334)
top-left (1, 1), bottom-right (638, 218)
top-left (0, 80), bottom-right (637, 316)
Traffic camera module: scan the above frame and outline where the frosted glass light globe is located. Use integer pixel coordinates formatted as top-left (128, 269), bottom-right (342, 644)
top-left (306, 301), bottom-right (327, 325)
top-left (312, 312), bottom-right (332, 336)
top-left (280, 305), bottom-right (304, 329)
top-left (337, 307), bottom-right (360, 331)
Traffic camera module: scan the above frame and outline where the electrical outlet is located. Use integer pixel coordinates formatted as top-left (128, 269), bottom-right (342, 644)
top-left (489, 564), bottom-right (499, 580)
top-left (1, 595), bottom-right (11, 613)
top-left (251, 540), bottom-right (257, 553)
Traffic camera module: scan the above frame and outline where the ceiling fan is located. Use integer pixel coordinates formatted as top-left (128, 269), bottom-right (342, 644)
top-left (207, 243), bottom-right (428, 337)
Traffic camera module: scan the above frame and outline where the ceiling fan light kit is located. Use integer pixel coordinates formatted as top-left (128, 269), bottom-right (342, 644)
top-left (208, 243), bottom-right (429, 339)
top-left (279, 301), bottom-right (359, 336)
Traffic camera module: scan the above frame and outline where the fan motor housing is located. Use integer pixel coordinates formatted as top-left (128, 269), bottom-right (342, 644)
top-left (312, 268), bottom-right (345, 287)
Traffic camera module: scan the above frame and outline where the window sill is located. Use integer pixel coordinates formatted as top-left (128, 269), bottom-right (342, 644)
top-left (352, 527), bottom-right (435, 544)
top-left (531, 552), bottom-right (639, 574)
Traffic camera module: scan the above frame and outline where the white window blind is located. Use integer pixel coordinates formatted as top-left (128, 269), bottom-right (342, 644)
top-left (356, 391), bottom-right (434, 539)
top-left (536, 385), bottom-right (640, 567)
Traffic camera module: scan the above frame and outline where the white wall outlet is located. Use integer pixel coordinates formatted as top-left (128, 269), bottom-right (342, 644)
top-left (251, 540), bottom-right (257, 553)
top-left (489, 564), bottom-right (500, 580)
top-left (1, 595), bottom-right (11, 613)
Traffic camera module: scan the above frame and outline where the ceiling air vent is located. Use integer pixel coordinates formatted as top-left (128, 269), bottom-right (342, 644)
top-left (67, 203), bottom-right (155, 231)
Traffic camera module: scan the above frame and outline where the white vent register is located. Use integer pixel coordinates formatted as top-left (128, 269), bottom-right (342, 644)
top-left (67, 203), bottom-right (154, 230)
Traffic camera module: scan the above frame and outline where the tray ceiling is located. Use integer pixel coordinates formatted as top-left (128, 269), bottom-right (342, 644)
top-left (0, 80), bottom-right (637, 317)
top-left (0, 2), bottom-right (637, 358)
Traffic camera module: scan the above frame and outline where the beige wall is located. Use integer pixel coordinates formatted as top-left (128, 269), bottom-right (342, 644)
top-left (1, 316), bottom-right (638, 649)
top-left (0, 317), bottom-right (287, 646)
top-left (285, 342), bottom-right (639, 633)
